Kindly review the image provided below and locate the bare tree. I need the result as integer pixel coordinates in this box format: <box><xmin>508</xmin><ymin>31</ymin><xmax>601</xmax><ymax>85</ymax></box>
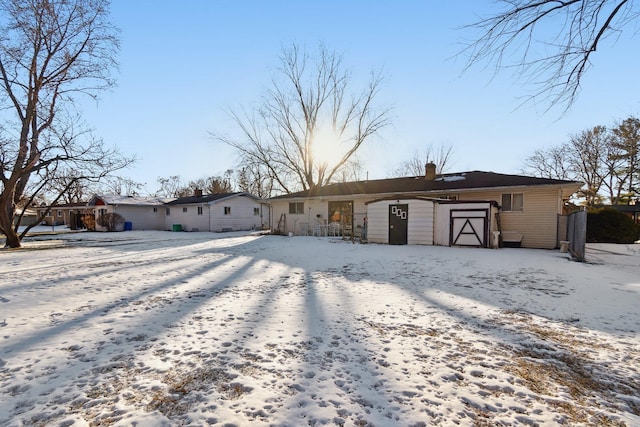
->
<box><xmin>237</xmin><ymin>163</ymin><xmax>275</xmax><ymax>199</ymax></box>
<box><xmin>522</xmin><ymin>117</ymin><xmax>640</xmax><ymax>205</ymax></box>
<box><xmin>568</xmin><ymin>126</ymin><xmax>610</xmax><ymax>206</ymax></box>
<box><xmin>44</xmin><ymin>169</ymin><xmax>90</xmax><ymax>204</ymax></box>
<box><xmin>214</xmin><ymin>44</ymin><xmax>391</xmax><ymax>194</ymax></box>
<box><xmin>462</xmin><ymin>1</ymin><xmax>637</xmax><ymax>109</ymax></box>
<box><xmin>155</xmin><ymin>175</ymin><xmax>186</xmax><ymax>198</ymax></box>
<box><xmin>0</xmin><ymin>0</ymin><xmax>126</xmax><ymax>248</ymax></box>
<box><xmin>390</xmin><ymin>144</ymin><xmax>454</xmax><ymax>177</ymax></box>
<box><xmin>99</xmin><ymin>176</ymin><xmax>145</xmax><ymax>196</ymax></box>
<box><xmin>187</xmin><ymin>173</ymin><xmax>234</xmax><ymax>195</ymax></box>
<box><xmin>521</xmin><ymin>145</ymin><xmax>574</xmax><ymax>180</ymax></box>
<box><xmin>610</xmin><ymin>116</ymin><xmax>640</xmax><ymax>201</ymax></box>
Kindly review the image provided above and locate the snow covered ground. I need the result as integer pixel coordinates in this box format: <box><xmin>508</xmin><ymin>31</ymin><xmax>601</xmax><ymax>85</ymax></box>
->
<box><xmin>1</xmin><ymin>230</ymin><xmax>639</xmax><ymax>426</ymax></box>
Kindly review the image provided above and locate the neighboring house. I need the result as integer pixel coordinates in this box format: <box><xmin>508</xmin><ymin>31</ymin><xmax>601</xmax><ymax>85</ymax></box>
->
<box><xmin>37</xmin><ymin>202</ymin><xmax>94</xmax><ymax>229</ymax></box>
<box><xmin>87</xmin><ymin>195</ymin><xmax>172</xmax><ymax>231</ymax></box>
<box><xmin>269</xmin><ymin>164</ymin><xmax>582</xmax><ymax>249</ymax></box>
<box><xmin>165</xmin><ymin>191</ymin><xmax>269</xmax><ymax>232</ymax></box>
<box><xmin>610</xmin><ymin>204</ymin><xmax>640</xmax><ymax>224</ymax></box>
<box><xmin>14</xmin><ymin>207</ymin><xmax>38</xmax><ymax>227</ymax></box>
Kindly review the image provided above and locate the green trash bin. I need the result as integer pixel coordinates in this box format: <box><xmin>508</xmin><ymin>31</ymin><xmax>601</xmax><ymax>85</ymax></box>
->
<box><xmin>172</xmin><ymin>224</ymin><xmax>182</xmax><ymax>232</ymax></box>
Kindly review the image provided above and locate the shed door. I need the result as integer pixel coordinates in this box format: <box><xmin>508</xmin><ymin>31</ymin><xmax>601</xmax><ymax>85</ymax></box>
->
<box><xmin>389</xmin><ymin>204</ymin><xmax>408</xmax><ymax>245</ymax></box>
<box><xmin>450</xmin><ymin>209</ymin><xmax>488</xmax><ymax>247</ymax></box>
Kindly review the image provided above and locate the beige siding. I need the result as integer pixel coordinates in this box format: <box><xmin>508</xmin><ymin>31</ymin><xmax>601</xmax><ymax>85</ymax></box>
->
<box><xmin>456</xmin><ymin>187</ymin><xmax>561</xmax><ymax>249</ymax></box>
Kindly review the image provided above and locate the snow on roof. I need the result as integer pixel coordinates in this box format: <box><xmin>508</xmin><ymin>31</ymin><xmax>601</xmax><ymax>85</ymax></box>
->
<box><xmin>435</xmin><ymin>174</ymin><xmax>466</xmax><ymax>182</ymax></box>
<box><xmin>90</xmin><ymin>195</ymin><xmax>175</xmax><ymax>206</ymax></box>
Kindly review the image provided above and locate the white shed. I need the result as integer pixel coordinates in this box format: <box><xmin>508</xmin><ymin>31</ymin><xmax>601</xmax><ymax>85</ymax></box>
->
<box><xmin>434</xmin><ymin>201</ymin><xmax>499</xmax><ymax>248</ymax></box>
<box><xmin>365</xmin><ymin>197</ymin><xmax>435</xmax><ymax>245</ymax></box>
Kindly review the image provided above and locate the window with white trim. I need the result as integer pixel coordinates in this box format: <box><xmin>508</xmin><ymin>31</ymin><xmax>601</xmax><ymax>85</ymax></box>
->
<box><xmin>501</xmin><ymin>193</ymin><xmax>523</xmax><ymax>211</ymax></box>
<box><xmin>197</xmin><ymin>206</ymin><xmax>203</xmax><ymax>215</ymax></box>
<box><xmin>253</xmin><ymin>207</ymin><xmax>260</xmax><ymax>216</ymax></box>
<box><xmin>289</xmin><ymin>202</ymin><xmax>304</xmax><ymax>215</ymax></box>
<box><xmin>183</xmin><ymin>207</ymin><xmax>188</xmax><ymax>213</ymax></box>
<box><xmin>224</xmin><ymin>206</ymin><xmax>231</xmax><ymax>215</ymax></box>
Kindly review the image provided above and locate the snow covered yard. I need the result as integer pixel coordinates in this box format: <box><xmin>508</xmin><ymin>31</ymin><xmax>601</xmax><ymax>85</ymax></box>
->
<box><xmin>1</xmin><ymin>231</ymin><xmax>639</xmax><ymax>426</ymax></box>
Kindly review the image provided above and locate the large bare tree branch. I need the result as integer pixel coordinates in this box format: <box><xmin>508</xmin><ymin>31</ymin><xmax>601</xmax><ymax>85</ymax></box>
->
<box><xmin>462</xmin><ymin>0</ymin><xmax>637</xmax><ymax>110</ymax></box>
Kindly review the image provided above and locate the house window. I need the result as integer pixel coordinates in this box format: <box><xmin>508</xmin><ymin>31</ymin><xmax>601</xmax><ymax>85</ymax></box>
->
<box><xmin>57</xmin><ymin>210</ymin><xmax>62</xmax><ymax>217</ymax></box>
<box><xmin>153</xmin><ymin>207</ymin><xmax>158</xmax><ymax>213</ymax></box>
<box><xmin>183</xmin><ymin>207</ymin><xmax>188</xmax><ymax>213</ymax></box>
<box><xmin>197</xmin><ymin>206</ymin><xmax>203</xmax><ymax>215</ymax></box>
<box><xmin>224</xmin><ymin>206</ymin><xmax>231</xmax><ymax>215</ymax></box>
<box><xmin>501</xmin><ymin>193</ymin><xmax>524</xmax><ymax>211</ymax></box>
<box><xmin>289</xmin><ymin>202</ymin><xmax>304</xmax><ymax>215</ymax></box>
<box><xmin>253</xmin><ymin>207</ymin><xmax>260</xmax><ymax>216</ymax></box>
<box><xmin>166</xmin><ymin>208</ymin><xmax>170</xmax><ymax>216</ymax></box>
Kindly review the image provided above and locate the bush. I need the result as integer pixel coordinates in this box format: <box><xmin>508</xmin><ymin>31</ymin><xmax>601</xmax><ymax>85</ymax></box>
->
<box><xmin>587</xmin><ymin>207</ymin><xmax>640</xmax><ymax>243</ymax></box>
<box><xmin>96</xmin><ymin>212</ymin><xmax>125</xmax><ymax>232</ymax></box>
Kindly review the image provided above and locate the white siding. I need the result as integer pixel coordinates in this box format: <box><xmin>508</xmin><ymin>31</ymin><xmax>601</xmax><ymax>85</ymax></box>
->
<box><xmin>366</xmin><ymin>202</ymin><xmax>388</xmax><ymax>243</ymax></box>
<box><xmin>208</xmin><ymin>196</ymin><xmax>263</xmax><ymax>232</ymax></box>
<box><xmin>270</xmin><ymin>199</ymin><xmax>329</xmax><ymax>235</ymax></box>
<box><xmin>166</xmin><ymin>205</ymin><xmax>211</xmax><ymax>231</ymax></box>
<box><xmin>114</xmin><ymin>206</ymin><xmax>165</xmax><ymax>230</ymax></box>
<box><xmin>367</xmin><ymin>199</ymin><xmax>434</xmax><ymax>245</ymax></box>
<box><xmin>434</xmin><ymin>202</ymin><xmax>495</xmax><ymax>247</ymax></box>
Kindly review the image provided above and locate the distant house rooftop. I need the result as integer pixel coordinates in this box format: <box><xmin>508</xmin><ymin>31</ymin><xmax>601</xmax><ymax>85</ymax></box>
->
<box><xmin>166</xmin><ymin>192</ymin><xmax>259</xmax><ymax>206</ymax></box>
<box><xmin>87</xmin><ymin>195</ymin><xmax>174</xmax><ymax>206</ymax></box>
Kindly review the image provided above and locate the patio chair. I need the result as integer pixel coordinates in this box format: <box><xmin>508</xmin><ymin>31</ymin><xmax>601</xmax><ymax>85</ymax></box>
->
<box><xmin>328</xmin><ymin>222</ymin><xmax>341</xmax><ymax>236</ymax></box>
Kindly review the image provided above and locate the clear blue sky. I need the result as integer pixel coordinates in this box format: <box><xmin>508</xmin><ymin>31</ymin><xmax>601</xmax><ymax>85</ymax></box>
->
<box><xmin>81</xmin><ymin>1</ymin><xmax>639</xmax><ymax>193</ymax></box>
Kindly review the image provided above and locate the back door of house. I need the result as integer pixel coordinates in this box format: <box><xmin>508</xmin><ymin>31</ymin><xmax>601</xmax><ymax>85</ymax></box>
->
<box><xmin>389</xmin><ymin>204</ymin><xmax>408</xmax><ymax>245</ymax></box>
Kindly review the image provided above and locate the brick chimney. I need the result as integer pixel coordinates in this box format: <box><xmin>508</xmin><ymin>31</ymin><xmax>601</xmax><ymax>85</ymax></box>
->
<box><xmin>194</xmin><ymin>188</ymin><xmax>203</xmax><ymax>197</ymax></box>
<box><xmin>425</xmin><ymin>162</ymin><xmax>436</xmax><ymax>181</ymax></box>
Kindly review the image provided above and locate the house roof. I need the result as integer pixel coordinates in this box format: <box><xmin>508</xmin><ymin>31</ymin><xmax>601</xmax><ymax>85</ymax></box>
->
<box><xmin>47</xmin><ymin>202</ymin><xmax>91</xmax><ymax>208</ymax></box>
<box><xmin>87</xmin><ymin>195</ymin><xmax>174</xmax><ymax>206</ymax></box>
<box><xmin>270</xmin><ymin>170</ymin><xmax>583</xmax><ymax>200</ymax></box>
<box><xmin>165</xmin><ymin>192</ymin><xmax>260</xmax><ymax>206</ymax></box>
<box><xmin>610</xmin><ymin>204</ymin><xmax>640</xmax><ymax>213</ymax></box>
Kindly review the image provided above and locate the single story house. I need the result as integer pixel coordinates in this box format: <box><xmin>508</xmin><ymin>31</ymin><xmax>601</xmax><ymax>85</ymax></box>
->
<box><xmin>14</xmin><ymin>207</ymin><xmax>38</xmax><ymax>227</ymax></box>
<box><xmin>87</xmin><ymin>195</ymin><xmax>172</xmax><ymax>231</ymax></box>
<box><xmin>269</xmin><ymin>164</ymin><xmax>582</xmax><ymax>249</ymax></box>
<box><xmin>86</xmin><ymin>191</ymin><xmax>269</xmax><ymax>232</ymax></box>
<box><xmin>165</xmin><ymin>191</ymin><xmax>270</xmax><ymax>232</ymax></box>
<box><xmin>37</xmin><ymin>202</ymin><xmax>94</xmax><ymax>229</ymax></box>
<box><xmin>610</xmin><ymin>204</ymin><xmax>640</xmax><ymax>224</ymax></box>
